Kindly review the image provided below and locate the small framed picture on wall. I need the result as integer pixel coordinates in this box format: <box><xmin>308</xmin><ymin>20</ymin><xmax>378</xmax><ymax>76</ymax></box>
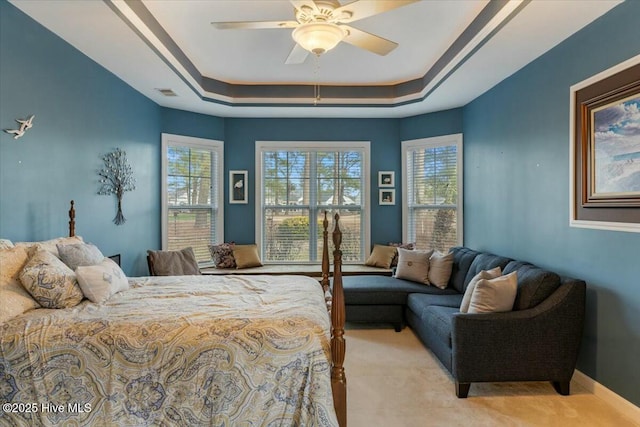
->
<box><xmin>229</xmin><ymin>170</ymin><xmax>248</xmax><ymax>204</ymax></box>
<box><xmin>378</xmin><ymin>171</ymin><xmax>395</xmax><ymax>187</ymax></box>
<box><xmin>379</xmin><ymin>189</ymin><xmax>395</xmax><ymax>205</ymax></box>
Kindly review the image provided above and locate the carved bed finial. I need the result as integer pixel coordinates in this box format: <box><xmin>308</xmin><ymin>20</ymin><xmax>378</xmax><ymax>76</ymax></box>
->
<box><xmin>69</xmin><ymin>200</ymin><xmax>76</xmax><ymax>237</ymax></box>
<box><xmin>331</xmin><ymin>212</ymin><xmax>346</xmax><ymax>426</ymax></box>
<box><xmin>321</xmin><ymin>211</ymin><xmax>330</xmax><ymax>294</ymax></box>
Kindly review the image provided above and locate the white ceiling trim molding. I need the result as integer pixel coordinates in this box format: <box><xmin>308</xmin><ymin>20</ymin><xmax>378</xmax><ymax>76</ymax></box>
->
<box><xmin>106</xmin><ymin>0</ymin><xmax>521</xmax><ymax>108</ymax></box>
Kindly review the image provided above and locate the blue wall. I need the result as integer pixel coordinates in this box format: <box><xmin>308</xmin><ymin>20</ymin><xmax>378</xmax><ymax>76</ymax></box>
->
<box><xmin>0</xmin><ymin>0</ymin><xmax>161</xmax><ymax>276</ymax></box>
<box><xmin>463</xmin><ymin>0</ymin><xmax>640</xmax><ymax>406</ymax></box>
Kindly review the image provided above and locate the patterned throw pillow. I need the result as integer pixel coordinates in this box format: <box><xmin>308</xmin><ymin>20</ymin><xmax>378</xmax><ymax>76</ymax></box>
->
<box><xmin>57</xmin><ymin>243</ymin><xmax>105</xmax><ymax>270</ymax></box>
<box><xmin>19</xmin><ymin>249</ymin><xmax>84</xmax><ymax>309</ymax></box>
<box><xmin>0</xmin><ymin>239</ymin><xmax>14</xmax><ymax>250</ymax></box>
<box><xmin>15</xmin><ymin>235</ymin><xmax>84</xmax><ymax>257</ymax></box>
<box><xmin>76</xmin><ymin>258</ymin><xmax>129</xmax><ymax>303</ymax></box>
<box><xmin>208</xmin><ymin>243</ymin><xmax>236</xmax><ymax>269</ymax></box>
<box><xmin>388</xmin><ymin>242</ymin><xmax>416</xmax><ymax>267</ymax></box>
<box><xmin>1</xmin><ymin>246</ymin><xmax>41</xmax><ymax>323</ymax></box>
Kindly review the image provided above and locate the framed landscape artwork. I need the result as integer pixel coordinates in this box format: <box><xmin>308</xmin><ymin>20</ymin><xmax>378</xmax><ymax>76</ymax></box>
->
<box><xmin>229</xmin><ymin>170</ymin><xmax>248</xmax><ymax>204</ymax></box>
<box><xmin>570</xmin><ymin>55</ymin><xmax>640</xmax><ymax>232</ymax></box>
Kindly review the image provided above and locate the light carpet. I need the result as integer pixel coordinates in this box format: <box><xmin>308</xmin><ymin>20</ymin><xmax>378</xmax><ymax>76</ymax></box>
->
<box><xmin>344</xmin><ymin>326</ymin><xmax>638</xmax><ymax>427</ymax></box>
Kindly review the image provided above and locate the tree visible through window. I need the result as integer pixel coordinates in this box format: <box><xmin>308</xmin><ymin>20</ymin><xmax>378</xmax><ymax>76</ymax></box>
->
<box><xmin>403</xmin><ymin>135</ymin><xmax>463</xmax><ymax>252</ymax></box>
<box><xmin>161</xmin><ymin>134</ymin><xmax>223</xmax><ymax>263</ymax></box>
<box><xmin>257</xmin><ymin>142</ymin><xmax>369</xmax><ymax>263</ymax></box>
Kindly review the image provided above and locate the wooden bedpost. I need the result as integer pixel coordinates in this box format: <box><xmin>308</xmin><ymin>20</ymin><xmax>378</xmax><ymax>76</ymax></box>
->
<box><xmin>68</xmin><ymin>200</ymin><xmax>76</xmax><ymax>237</ymax></box>
<box><xmin>321</xmin><ymin>211</ymin><xmax>330</xmax><ymax>295</ymax></box>
<box><xmin>331</xmin><ymin>213</ymin><xmax>347</xmax><ymax>427</ymax></box>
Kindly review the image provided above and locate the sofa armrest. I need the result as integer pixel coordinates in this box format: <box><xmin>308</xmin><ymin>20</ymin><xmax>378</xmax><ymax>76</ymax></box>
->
<box><xmin>451</xmin><ymin>279</ymin><xmax>585</xmax><ymax>383</ymax></box>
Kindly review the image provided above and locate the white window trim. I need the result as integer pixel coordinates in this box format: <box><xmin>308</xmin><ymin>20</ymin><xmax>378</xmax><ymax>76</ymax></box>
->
<box><xmin>161</xmin><ymin>133</ymin><xmax>224</xmax><ymax>250</ymax></box>
<box><xmin>255</xmin><ymin>140</ymin><xmax>371</xmax><ymax>263</ymax></box>
<box><xmin>401</xmin><ymin>133</ymin><xmax>464</xmax><ymax>245</ymax></box>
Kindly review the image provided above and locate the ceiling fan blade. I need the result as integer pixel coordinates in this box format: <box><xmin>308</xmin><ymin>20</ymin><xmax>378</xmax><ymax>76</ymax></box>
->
<box><xmin>334</xmin><ymin>0</ymin><xmax>418</xmax><ymax>24</ymax></box>
<box><xmin>289</xmin><ymin>0</ymin><xmax>319</xmax><ymax>15</ymax></box>
<box><xmin>212</xmin><ymin>20</ymin><xmax>298</xmax><ymax>30</ymax></box>
<box><xmin>285</xmin><ymin>43</ymin><xmax>310</xmax><ymax>64</ymax></box>
<box><xmin>341</xmin><ymin>25</ymin><xmax>398</xmax><ymax>56</ymax></box>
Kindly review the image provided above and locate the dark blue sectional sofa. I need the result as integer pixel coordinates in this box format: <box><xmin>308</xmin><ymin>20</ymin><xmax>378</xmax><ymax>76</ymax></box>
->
<box><xmin>341</xmin><ymin>246</ymin><xmax>586</xmax><ymax>398</ymax></box>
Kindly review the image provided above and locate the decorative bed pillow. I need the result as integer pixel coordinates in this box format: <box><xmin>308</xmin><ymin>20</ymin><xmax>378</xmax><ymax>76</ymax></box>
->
<box><xmin>15</xmin><ymin>235</ymin><xmax>84</xmax><ymax>257</ymax></box>
<box><xmin>57</xmin><ymin>242</ymin><xmax>105</xmax><ymax>270</ymax></box>
<box><xmin>428</xmin><ymin>251</ymin><xmax>454</xmax><ymax>289</ymax></box>
<box><xmin>76</xmin><ymin>258</ymin><xmax>129</xmax><ymax>303</ymax></box>
<box><xmin>208</xmin><ymin>242</ymin><xmax>236</xmax><ymax>268</ymax></box>
<box><xmin>388</xmin><ymin>242</ymin><xmax>415</xmax><ymax>267</ymax></box>
<box><xmin>233</xmin><ymin>244</ymin><xmax>263</xmax><ymax>269</ymax></box>
<box><xmin>19</xmin><ymin>249</ymin><xmax>84</xmax><ymax>309</ymax></box>
<box><xmin>460</xmin><ymin>267</ymin><xmax>502</xmax><ymax>313</ymax></box>
<box><xmin>147</xmin><ymin>247</ymin><xmax>201</xmax><ymax>276</ymax></box>
<box><xmin>365</xmin><ymin>244</ymin><xmax>397</xmax><ymax>269</ymax></box>
<box><xmin>395</xmin><ymin>248</ymin><xmax>434</xmax><ymax>285</ymax></box>
<box><xmin>468</xmin><ymin>271</ymin><xmax>518</xmax><ymax>314</ymax></box>
<box><xmin>0</xmin><ymin>246</ymin><xmax>41</xmax><ymax>323</ymax></box>
<box><xmin>0</xmin><ymin>239</ymin><xmax>14</xmax><ymax>249</ymax></box>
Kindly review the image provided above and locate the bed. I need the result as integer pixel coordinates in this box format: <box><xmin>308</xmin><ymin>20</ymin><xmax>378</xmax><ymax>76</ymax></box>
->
<box><xmin>0</xmin><ymin>201</ymin><xmax>347</xmax><ymax>426</ymax></box>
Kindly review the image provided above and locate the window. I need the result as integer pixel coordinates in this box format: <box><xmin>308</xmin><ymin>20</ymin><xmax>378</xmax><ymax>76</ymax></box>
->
<box><xmin>161</xmin><ymin>134</ymin><xmax>224</xmax><ymax>264</ymax></box>
<box><xmin>256</xmin><ymin>141</ymin><xmax>370</xmax><ymax>264</ymax></box>
<box><xmin>402</xmin><ymin>134</ymin><xmax>463</xmax><ymax>252</ymax></box>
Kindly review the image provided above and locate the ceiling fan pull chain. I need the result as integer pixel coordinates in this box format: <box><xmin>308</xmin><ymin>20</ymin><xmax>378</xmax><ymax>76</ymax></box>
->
<box><xmin>314</xmin><ymin>53</ymin><xmax>321</xmax><ymax>106</ymax></box>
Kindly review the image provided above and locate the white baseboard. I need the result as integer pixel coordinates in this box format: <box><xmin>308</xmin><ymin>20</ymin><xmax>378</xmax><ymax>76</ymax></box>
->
<box><xmin>572</xmin><ymin>369</ymin><xmax>640</xmax><ymax>424</ymax></box>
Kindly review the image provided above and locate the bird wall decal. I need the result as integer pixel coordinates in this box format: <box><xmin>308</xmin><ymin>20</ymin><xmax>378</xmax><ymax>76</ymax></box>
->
<box><xmin>4</xmin><ymin>115</ymin><xmax>35</xmax><ymax>139</ymax></box>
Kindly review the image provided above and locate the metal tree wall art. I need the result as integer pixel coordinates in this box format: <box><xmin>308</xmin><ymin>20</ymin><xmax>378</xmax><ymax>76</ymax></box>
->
<box><xmin>98</xmin><ymin>148</ymin><xmax>136</xmax><ymax>225</ymax></box>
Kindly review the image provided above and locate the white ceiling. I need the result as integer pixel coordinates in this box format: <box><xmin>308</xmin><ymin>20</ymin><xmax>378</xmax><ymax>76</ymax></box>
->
<box><xmin>10</xmin><ymin>0</ymin><xmax>622</xmax><ymax>118</ymax></box>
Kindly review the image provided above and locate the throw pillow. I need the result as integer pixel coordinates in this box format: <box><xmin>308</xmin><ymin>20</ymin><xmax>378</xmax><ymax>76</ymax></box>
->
<box><xmin>388</xmin><ymin>242</ymin><xmax>416</xmax><ymax>267</ymax></box>
<box><xmin>468</xmin><ymin>271</ymin><xmax>518</xmax><ymax>314</ymax></box>
<box><xmin>76</xmin><ymin>258</ymin><xmax>129</xmax><ymax>303</ymax></box>
<box><xmin>0</xmin><ymin>239</ymin><xmax>14</xmax><ymax>250</ymax></box>
<box><xmin>19</xmin><ymin>249</ymin><xmax>84</xmax><ymax>309</ymax></box>
<box><xmin>208</xmin><ymin>242</ymin><xmax>236</xmax><ymax>268</ymax></box>
<box><xmin>459</xmin><ymin>267</ymin><xmax>502</xmax><ymax>313</ymax></box>
<box><xmin>15</xmin><ymin>235</ymin><xmax>84</xmax><ymax>257</ymax></box>
<box><xmin>428</xmin><ymin>251</ymin><xmax>454</xmax><ymax>289</ymax></box>
<box><xmin>147</xmin><ymin>247</ymin><xmax>201</xmax><ymax>276</ymax></box>
<box><xmin>0</xmin><ymin>246</ymin><xmax>41</xmax><ymax>323</ymax></box>
<box><xmin>233</xmin><ymin>244</ymin><xmax>263</xmax><ymax>269</ymax></box>
<box><xmin>57</xmin><ymin>242</ymin><xmax>105</xmax><ymax>270</ymax></box>
<box><xmin>394</xmin><ymin>248</ymin><xmax>434</xmax><ymax>285</ymax></box>
<box><xmin>365</xmin><ymin>244</ymin><xmax>397</xmax><ymax>269</ymax></box>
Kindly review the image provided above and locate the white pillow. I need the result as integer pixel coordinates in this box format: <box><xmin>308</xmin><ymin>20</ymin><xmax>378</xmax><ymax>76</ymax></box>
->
<box><xmin>76</xmin><ymin>258</ymin><xmax>129</xmax><ymax>303</ymax></box>
<box><xmin>460</xmin><ymin>267</ymin><xmax>502</xmax><ymax>313</ymax></box>
<box><xmin>395</xmin><ymin>248</ymin><xmax>434</xmax><ymax>284</ymax></box>
<box><xmin>0</xmin><ymin>246</ymin><xmax>41</xmax><ymax>323</ymax></box>
<box><xmin>57</xmin><ymin>242</ymin><xmax>104</xmax><ymax>270</ymax></box>
<box><xmin>15</xmin><ymin>235</ymin><xmax>83</xmax><ymax>257</ymax></box>
<box><xmin>468</xmin><ymin>271</ymin><xmax>518</xmax><ymax>314</ymax></box>
<box><xmin>428</xmin><ymin>251</ymin><xmax>454</xmax><ymax>289</ymax></box>
<box><xmin>0</xmin><ymin>239</ymin><xmax>14</xmax><ymax>249</ymax></box>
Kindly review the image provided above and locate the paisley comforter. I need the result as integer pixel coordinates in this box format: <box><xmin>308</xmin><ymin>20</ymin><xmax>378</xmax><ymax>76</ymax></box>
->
<box><xmin>0</xmin><ymin>275</ymin><xmax>338</xmax><ymax>426</ymax></box>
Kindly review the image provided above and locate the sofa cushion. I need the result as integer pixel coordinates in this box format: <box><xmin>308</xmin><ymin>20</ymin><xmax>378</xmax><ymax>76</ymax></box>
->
<box><xmin>460</xmin><ymin>267</ymin><xmax>502</xmax><ymax>313</ymax></box>
<box><xmin>449</xmin><ymin>247</ymin><xmax>480</xmax><ymax>293</ymax></box>
<box><xmin>468</xmin><ymin>271</ymin><xmax>518</xmax><ymax>314</ymax></box>
<box><xmin>365</xmin><ymin>244</ymin><xmax>398</xmax><ymax>268</ymax></box>
<box><xmin>428</xmin><ymin>251</ymin><xmax>454</xmax><ymax>289</ymax></box>
<box><xmin>421</xmin><ymin>305</ymin><xmax>458</xmax><ymax>348</ymax></box>
<box><xmin>395</xmin><ymin>248</ymin><xmax>433</xmax><ymax>284</ymax></box>
<box><xmin>407</xmin><ymin>293</ymin><xmax>464</xmax><ymax>317</ymax></box>
<box><xmin>463</xmin><ymin>253</ymin><xmax>512</xmax><ymax>290</ymax></box>
<box><xmin>342</xmin><ymin>275</ymin><xmax>458</xmax><ymax>305</ymax></box>
<box><xmin>503</xmin><ymin>261</ymin><xmax>562</xmax><ymax>310</ymax></box>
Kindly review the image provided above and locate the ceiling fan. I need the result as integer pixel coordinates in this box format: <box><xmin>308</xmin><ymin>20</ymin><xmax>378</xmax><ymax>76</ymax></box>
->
<box><xmin>211</xmin><ymin>0</ymin><xmax>418</xmax><ymax>64</ymax></box>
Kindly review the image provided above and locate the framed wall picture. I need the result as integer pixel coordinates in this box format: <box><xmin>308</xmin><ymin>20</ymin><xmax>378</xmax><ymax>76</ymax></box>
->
<box><xmin>378</xmin><ymin>171</ymin><xmax>395</xmax><ymax>187</ymax></box>
<box><xmin>570</xmin><ymin>54</ymin><xmax>640</xmax><ymax>232</ymax></box>
<box><xmin>379</xmin><ymin>189</ymin><xmax>395</xmax><ymax>205</ymax></box>
<box><xmin>229</xmin><ymin>170</ymin><xmax>248</xmax><ymax>204</ymax></box>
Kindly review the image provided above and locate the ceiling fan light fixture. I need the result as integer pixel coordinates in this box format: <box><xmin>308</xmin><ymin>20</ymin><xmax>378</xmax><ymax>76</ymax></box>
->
<box><xmin>292</xmin><ymin>23</ymin><xmax>345</xmax><ymax>55</ymax></box>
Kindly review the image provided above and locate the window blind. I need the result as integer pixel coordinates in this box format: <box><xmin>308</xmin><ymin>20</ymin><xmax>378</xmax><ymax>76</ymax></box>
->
<box><xmin>260</xmin><ymin>147</ymin><xmax>366</xmax><ymax>263</ymax></box>
<box><xmin>162</xmin><ymin>135</ymin><xmax>223</xmax><ymax>264</ymax></box>
<box><xmin>405</xmin><ymin>139</ymin><xmax>461</xmax><ymax>252</ymax></box>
